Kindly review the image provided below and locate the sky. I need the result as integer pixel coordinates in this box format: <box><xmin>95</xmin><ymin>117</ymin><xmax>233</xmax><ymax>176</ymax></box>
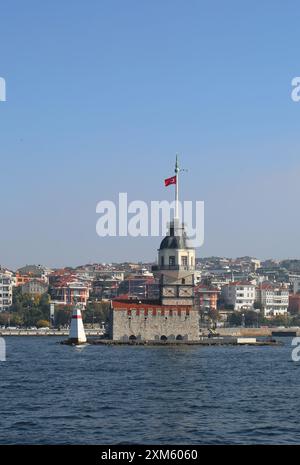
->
<box><xmin>1</xmin><ymin>0</ymin><xmax>300</xmax><ymax>269</ymax></box>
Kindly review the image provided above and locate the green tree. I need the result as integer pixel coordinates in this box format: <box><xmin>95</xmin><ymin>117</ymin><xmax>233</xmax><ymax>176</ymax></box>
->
<box><xmin>55</xmin><ymin>306</ymin><xmax>72</xmax><ymax>327</ymax></box>
<box><xmin>22</xmin><ymin>307</ymin><xmax>44</xmax><ymax>327</ymax></box>
<box><xmin>9</xmin><ymin>288</ymin><xmax>51</xmax><ymax>327</ymax></box>
<box><xmin>228</xmin><ymin>312</ymin><xmax>242</xmax><ymax>326</ymax></box>
<box><xmin>269</xmin><ymin>314</ymin><xmax>291</xmax><ymax>327</ymax></box>
<box><xmin>10</xmin><ymin>313</ymin><xmax>24</xmax><ymax>326</ymax></box>
<box><xmin>84</xmin><ymin>302</ymin><xmax>110</xmax><ymax>324</ymax></box>
<box><xmin>244</xmin><ymin>310</ymin><xmax>260</xmax><ymax>327</ymax></box>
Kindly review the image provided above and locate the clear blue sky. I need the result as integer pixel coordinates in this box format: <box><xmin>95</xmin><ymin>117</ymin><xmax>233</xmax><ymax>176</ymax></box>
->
<box><xmin>1</xmin><ymin>0</ymin><xmax>300</xmax><ymax>269</ymax></box>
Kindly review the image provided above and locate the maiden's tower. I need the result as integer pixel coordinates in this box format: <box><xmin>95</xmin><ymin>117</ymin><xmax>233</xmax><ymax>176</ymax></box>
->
<box><xmin>109</xmin><ymin>157</ymin><xmax>199</xmax><ymax>342</ymax></box>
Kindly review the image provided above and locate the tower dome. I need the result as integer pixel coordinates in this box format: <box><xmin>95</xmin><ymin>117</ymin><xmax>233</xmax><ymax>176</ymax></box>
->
<box><xmin>159</xmin><ymin>235</ymin><xmax>187</xmax><ymax>250</ymax></box>
<box><xmin>159</xmin><ymin>219</ymin><xmax>193</xmax><ymax>251</ymax></box>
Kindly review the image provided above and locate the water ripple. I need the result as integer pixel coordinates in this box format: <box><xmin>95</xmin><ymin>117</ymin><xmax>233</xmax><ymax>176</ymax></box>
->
<box><xmin>0</xmin><ymin>337</ymin><xmax>299</xmax><ymax>444</ymax></box>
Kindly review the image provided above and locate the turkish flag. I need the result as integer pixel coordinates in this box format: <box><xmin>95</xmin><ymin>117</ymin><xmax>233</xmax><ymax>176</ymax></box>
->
<box><xmin>164</xmin><ymin>175</ymin><xmax>177</xmax><ymax>186</ymax></box>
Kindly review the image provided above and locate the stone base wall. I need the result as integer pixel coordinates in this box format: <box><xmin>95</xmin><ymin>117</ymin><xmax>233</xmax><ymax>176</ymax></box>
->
<box><xmin>110</xmin><ymin>307</ymin><xmax>199</xmax><ymax>341</ymax></box>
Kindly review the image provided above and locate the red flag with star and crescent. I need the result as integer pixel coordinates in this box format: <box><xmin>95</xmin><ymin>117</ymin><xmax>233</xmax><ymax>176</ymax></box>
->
<box><xmin>164</xmin><ymin>175</ymin><xmax>177</xmax><ymax>187</ymax></box>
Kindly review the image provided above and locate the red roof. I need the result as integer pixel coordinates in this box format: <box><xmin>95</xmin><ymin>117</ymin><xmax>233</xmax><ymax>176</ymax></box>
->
<box><xmin>258</xmin><ymin>283</ymin><xmax>274</xmax><ymax>290</ymax></box>
<box><xmin>257</xmin><ymin>282</ymin><xmax>288</xmax><ymax>291</ymax></box>
<box><xmin>112</xmin><ymin>299</ymin><xmax>193</xmax><ymax>311</ymax></box>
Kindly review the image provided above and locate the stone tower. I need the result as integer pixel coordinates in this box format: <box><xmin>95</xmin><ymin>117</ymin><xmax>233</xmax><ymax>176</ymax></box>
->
<box><xmin>152</xmin><ymin>218</ymin><xmax>195</xmax><ymax>306</ymax></box>
<box><xmin>110</xmin><ymin>156</ymin><xmax>199</xmax><ymax>342</ymax></box>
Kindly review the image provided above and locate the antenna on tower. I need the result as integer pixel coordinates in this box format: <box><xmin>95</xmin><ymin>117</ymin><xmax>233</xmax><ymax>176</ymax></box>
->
<box><xmin>175</xmin><ymin>155</ymin><xmax>179</xmax><ymax>219</ymax></box>
<box><xmin>174</xmin><ymin>154</ymin><xmax>187</xmax><ymax>221</ymax></box>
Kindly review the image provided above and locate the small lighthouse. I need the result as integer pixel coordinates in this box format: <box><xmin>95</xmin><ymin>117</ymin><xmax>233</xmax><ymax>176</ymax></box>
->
<box><xmin>68</xmin><ymin>302</ymin><xmax>87</xmax><ymax>345</ymax></box>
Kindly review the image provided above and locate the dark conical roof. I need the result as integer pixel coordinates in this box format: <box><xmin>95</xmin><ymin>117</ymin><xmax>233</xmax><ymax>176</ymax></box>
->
<box><xmin>159</xmin><ymin>219</ymin><xmax>193</xmax><ymax>250</ymax></box>
<box><xmin>159</xmin><ymin>235</ymin><xmax>188</xmax><ymax>250</ymax></box>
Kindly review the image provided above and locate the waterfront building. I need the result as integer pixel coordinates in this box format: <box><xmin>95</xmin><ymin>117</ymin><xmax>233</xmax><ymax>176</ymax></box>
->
<box><xmin>0</xmin><ymin>270</ymin><xmax>13</xmax><ymax>312</ymax></box>
<box><xmin>255</xmin><ymin>282</ymin><xmax>289</xmax><ymax>318</ymax></box>
<box><xmin>221</xmin><ymin>281</ymin><xmax>256</xmax><ymax>311</ymax></box>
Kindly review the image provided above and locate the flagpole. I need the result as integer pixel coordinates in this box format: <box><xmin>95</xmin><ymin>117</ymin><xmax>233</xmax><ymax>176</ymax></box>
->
<box><xmin>175</xmin><ymin>154</ymin><xmax>179</xmax><ymax>219</ymax></box>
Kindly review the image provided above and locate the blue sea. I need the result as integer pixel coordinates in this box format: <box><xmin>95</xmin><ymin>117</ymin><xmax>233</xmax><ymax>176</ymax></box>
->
<box><xmin>0</xmin><ymin>337</ymin><xmax>299</xmax><ymax>444</ymax></box>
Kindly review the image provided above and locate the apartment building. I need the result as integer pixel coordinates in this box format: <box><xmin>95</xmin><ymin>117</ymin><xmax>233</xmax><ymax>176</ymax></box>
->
<box><xmin>256</xmin><ymin>282</ymin><xmax>289</xmax><ymax>317</ymax></box>
<box><xmin>195</xmin><ymin>284</ymin><xmax>220</xmax><ymax>311</ymax></box>
<box><xmin>0</xmin><ymin>270</ymin><xmax>13</xmax><ymax>312</ymax></box>
<box><xmin>50</xmin><ymin>277</ymin><xmax>90</xmax><ymax>309</ymax></box>
<box><xmin>221</xmin><ymin>281</ymin><xmax>256</xmax><ymax>311</ymax></box>
<box><xmin>21</xmin><ymin>279</ymin><xmax>49</xmax><ymax>296</ymax></box>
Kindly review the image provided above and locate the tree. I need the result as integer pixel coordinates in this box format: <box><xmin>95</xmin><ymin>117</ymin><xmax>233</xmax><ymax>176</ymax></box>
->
<box><xmin>244</xmin><ymin>310</ymin><xmax>260</xmax><ymax>327</ymax></box>
<box><xmin>84</xmin><ymin>302</ymin><xmax>110</xmax><ymax>324</ymax></box>
<box><xmin>8</xmin><ymin>289</ymin><xmax>51</xmax><ymax>327</ymax></box>
<box><xmin>55</xmin><ymin>306</ymin><xmax>72</xmax><ymax>327</ymax></box>
<box><xmin>38</xmin><ymin>293</ymin><xmax>51</xmax><ymax>321</ymax></box>
<box><xmin>22</xmin><ymin>307</ymin><xmax>44</xmax><ymax>327</ymax></box>
<box><xmin>207</xmin><ymin>308</ymin><xmax>219</xmax><ymax>322</ymax></box>
<box><xmin>228</xmin><ymin>312</ymin><xmax>242</xmax><ymax>326</ymax></box>
<box><xmin>291</xmin><ymin>314</ymin><xmax>300</xmax><ymax>326</ymax></box>
<box><xmin>9</xmin><ymin>313</ymin><xmax>23</xmax><ymax>326</ymax></box>
<box><xmin>269</xmin><ymin>314</ymin><xmax>290</xmax><ymax>327</ymax></box>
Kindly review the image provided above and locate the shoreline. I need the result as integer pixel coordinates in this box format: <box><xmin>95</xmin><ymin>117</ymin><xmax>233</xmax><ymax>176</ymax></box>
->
<box><xmin>85</xmin><ymin>337</ymin><xmax>283</xmax><ymax>347</ymax></box>
<box><xmin>0</xmin><ymin>329</ymin><xmax>104</xmax><ymax>337</ymax></box>
<box><xmin>59</xmin><ymin>335</ymin><xmax>284</xmax><ymax>347</ymax></box>
<box><xmin>0</xmin><ymin>327</ymin><xmax>298</xmax><ymax>337</ymax></box>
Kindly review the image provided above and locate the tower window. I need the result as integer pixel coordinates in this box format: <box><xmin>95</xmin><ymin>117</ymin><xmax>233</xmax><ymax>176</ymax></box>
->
<box><xmin>161</xmin><ymin>256</ymin><xmax>164</xmax><ymax>266</ymax></box>
<box><xmin>181</xmin><ymin>256</ymin><xmax>187</xmax><ymax>266</ymax></box>
<box><xmin>182</xmin><ymin>278</ymin><xmax>185</xmax><ymax>284</ymax></box>
<box><xmin>169</xmin><ymin>256</ymin><xmax>175</xmax><ymax>266</ymax></box>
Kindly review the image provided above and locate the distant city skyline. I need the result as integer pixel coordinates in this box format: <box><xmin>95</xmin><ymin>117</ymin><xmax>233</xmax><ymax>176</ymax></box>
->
<box><xmin>1</xmin><ymin>0</ymin><xmax>300</xmax><ymax>269</ymax></box>
<box><xmin>3</xmin><ymin>256</ymin><xmax>300</xmax><ymax>273</ymax></box>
